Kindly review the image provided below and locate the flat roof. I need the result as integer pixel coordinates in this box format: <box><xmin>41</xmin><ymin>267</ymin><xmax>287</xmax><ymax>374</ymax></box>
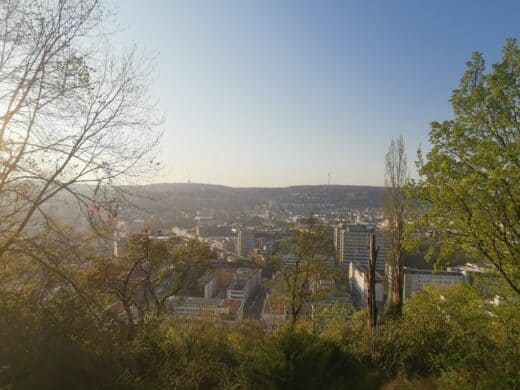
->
<box><xmin>403</xmin><ymin>267</ymin><xmax>463</xmax><ymax>276</ymax></box>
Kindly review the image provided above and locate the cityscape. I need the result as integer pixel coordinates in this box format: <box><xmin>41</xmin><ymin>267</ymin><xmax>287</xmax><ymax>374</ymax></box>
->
<box><xmin>108</xmin><ymin>185</ymin><xmax>494</xmax><ymax>327</ymax></box>
<box><xmin>0</xmin><ymin>1</ymin><xmax>518</xmax><ymax>389</ymax></box>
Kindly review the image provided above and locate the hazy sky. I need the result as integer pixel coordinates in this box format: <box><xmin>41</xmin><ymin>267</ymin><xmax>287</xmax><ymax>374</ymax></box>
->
<box><xmin>111</xmin><ymin>0</ymin><xmax>519</xmax><ymax>187</ymax></box>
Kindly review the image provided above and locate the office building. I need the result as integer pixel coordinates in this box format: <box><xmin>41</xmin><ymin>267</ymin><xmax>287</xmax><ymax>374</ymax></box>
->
<box><xmin>236</xmin><ymin>228</ymin><xmax>255</xmax><ymax>257</ymax></box>
<box><xmin>338</xmin><ymin>224</ymin><xmax>388</xmax><ymax>272</ymax></box>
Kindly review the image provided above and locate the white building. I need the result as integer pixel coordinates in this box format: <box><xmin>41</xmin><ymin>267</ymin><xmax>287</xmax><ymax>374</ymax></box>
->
<box><xmin>348</xmin><ymin>262</ymin><xmax>384</xmax><ymax>310</ymax></box>
<box><xmin>226</xmin><ymin>267</ymin><xmax>261</xmax><ymax>301</ymax></box>
<box><xmin>167</xmin><ymin>266</ymin><xmax>261</xmax><ymax>321</ymax></box>
<box><xmin>401</xmin><ymin>267</ymin><xmax>465</xmax><ymax>302</ymax></box>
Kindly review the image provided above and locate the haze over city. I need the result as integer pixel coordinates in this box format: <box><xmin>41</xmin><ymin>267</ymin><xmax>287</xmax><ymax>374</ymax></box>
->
<box><xmin>1</xmin><ymin>1</ymin><xmax>519</xmax><ymax>388</ymax></box>
<box><xmin>112</xmin><ymin>0</ymin><xmax>520</xmax><ymax>186</ymax></box>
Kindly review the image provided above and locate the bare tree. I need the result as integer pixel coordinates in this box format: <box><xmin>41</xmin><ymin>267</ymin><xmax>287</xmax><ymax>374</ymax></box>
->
<box><xmin>384</xmin><ymin>135</ymin><xmax>408</xmax><ymax>314</ymax></box>
<box><xmin>85</xmin><ymin>234</ymin><xmax>211</xmax><ymax>339</ymax></box>
<box><xmin>272</xmin><ymin>218</ymin><xmax>334</xmax><ymax>328</ymax></box>
<box><xmin>0</xmin><ymin>0</ymin><xmax>161</xmax><ymax>265</ymax></box>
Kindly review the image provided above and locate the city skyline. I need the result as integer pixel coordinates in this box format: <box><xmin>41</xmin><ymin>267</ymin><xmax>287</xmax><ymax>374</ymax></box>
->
<box><xmin>112</xmin><ymin>0</ymin><xmax>520</xmax><ymax>186</ymax></box>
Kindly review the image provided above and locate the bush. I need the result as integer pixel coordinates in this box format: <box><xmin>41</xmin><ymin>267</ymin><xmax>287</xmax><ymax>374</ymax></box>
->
<box><xmin>243</xmin><ymin>327</ymin><xmax>369</xmax><ymax>389</ymax></box>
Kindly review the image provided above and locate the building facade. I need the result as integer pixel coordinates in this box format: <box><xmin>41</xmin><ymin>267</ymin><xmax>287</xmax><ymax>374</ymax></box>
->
<box><xmin>401</xmin><ymin>267</ymin><xmax>465</xmax><ymax>302</ymax></box>
<box><xmin>348</xmin><ymin>262</ymin><xmax>385</xmax><ymax>310</ymax></box>
<box><xmin>338</xmin><ymin>224</ymin><xmax>388</xmax><ymax>272</ymax></box>
<box><xmin>236</xmin><ymin>228</ymin><xmax>255</xmax><ymax>257</ymax></box>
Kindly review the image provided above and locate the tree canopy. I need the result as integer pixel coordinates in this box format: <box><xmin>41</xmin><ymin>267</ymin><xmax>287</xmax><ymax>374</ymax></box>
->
<box><xmin>411</xmin><ymin>38</ymin><xmax>520</xmax><ymax>296</ymax></box>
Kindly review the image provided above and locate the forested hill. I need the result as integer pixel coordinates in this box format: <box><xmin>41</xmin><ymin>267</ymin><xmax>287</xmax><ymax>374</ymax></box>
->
<box><xmin>122</xmin><ymin>183</ymin><xmax>385</xmax><ymax>211</ymax></box>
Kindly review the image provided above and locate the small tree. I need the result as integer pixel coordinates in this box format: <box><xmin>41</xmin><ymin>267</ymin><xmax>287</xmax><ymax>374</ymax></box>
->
<box><xmin>272</xmin><ymin>219</ymin><xmax>333</xmax><ymax>328</ymax></box>
<box><xmin>411</xmin><ymin>39</ymin><xmax>520</xmax><ymax>296</ymax></box>
<box><xmin>85</xmin><ymin>235</ymin><xmax>211</xmax><ymax>339</ymax></box>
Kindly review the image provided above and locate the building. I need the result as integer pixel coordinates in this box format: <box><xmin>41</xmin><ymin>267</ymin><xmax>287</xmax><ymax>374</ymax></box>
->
<box><xmin>333</xmin><ymin>224</ymin><xmax>343</xmax><ymax>263</ymax></box>
<box><xmin>400</xmin><ymin>267</ymin><xmax>465</xmax><ymax>302</ymax></box>
<box><xmin>282</xmin><ymin>254</ymin><xmax>335</xmax><ymax>269</ymax></box>
<box><xmin>338</xmin><ymin>224</ymin><xmax>388</xmax><ymax>272</ymax></box>
<box><xmin>348</xmin><ymin>262</ymin><xmax>385</xmax><ymax>311</ymax></box>
<box><xmin>166</xmin><ymin>296</ymin><xmax>230</xmax><ymax>318</ymax></box>
<box><xmin>167</xmin><ymin>266</ymin><xmax>261</xmax><ymax>321</ymax></box>
<box><xmin>213</xmin><ymin>237</ymin><xmax>236</xmax><ymax>253</ymax></box>
<box><xmin>447</xmin><ymin>263</ymin><xmax>499</xmax><ymax>295</ymax></box>
<box><xmin>194</xmin><ymin>215</ymin><xmax>214</xmax><ymax>227</ymax></box>
<box><xmin>196</xmin><ymin>225</ymin><xmax>232</xmax><ymax>239</ymax></box>
<box><xmin>261</xmin><ymin>296</ymin><xmax>286</xmax><ymax>330</ymax></box>
<box><xmin>236</xmin><ymin>228</ymin><xmax>255</xmax><ymax>257</ymax></box>
<box><xmin>226</xmin><ymin>267</ymin><xmax>261</xmax><ymax>301</ymax></box>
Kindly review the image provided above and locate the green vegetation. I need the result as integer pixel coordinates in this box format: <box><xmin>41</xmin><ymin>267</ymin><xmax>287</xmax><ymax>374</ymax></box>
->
<box><xmin>269</xmin><ymin>218</ymin><xmax>334</xmax><ymax>327</ymax></box>
<box><xmin>1</xmin><ymin>283</ymin><xmax>518</xmax><ymax>388</ymax></box>
<box><xmin>410</xmin><ymin>39</ymin><xmax>520</xmax><ymax>296</ymax></box>
<box><xmin>0</xmin><ymin>0</ymin><xmax>518</xmax><ymax>387</ymax></box>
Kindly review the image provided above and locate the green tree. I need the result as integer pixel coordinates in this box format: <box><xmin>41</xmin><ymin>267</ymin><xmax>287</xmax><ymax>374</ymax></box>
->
<box><xmin>127</xmin><ymin>319</ymin><xmax>242</xmax><ymax>389</ymax></box>
<box><xmin>411</xmin><ymin>39</ymin><xmax>520</xmax><ymax>296</ymax></box>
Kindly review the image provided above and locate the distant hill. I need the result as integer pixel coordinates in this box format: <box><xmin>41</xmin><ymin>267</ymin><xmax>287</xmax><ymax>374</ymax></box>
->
<box><xmin>122</xmin><ymin>183</ymin><xmax>385</xmax><ymax>212</ymax></box>
<box><xmin>44</xmin><ymin>182</ymin><xmax>385</xmax><ymax>228</ymax></box>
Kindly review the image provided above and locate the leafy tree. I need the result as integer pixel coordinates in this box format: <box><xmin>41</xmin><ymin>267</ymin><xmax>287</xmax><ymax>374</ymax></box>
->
<box><xmin>411</xmin><ymin>39</ymin><xmax>520</xmax><ymax>296</ymax></box>
<box><xmin>366</xmin><ymin>284</ymin><xmax>519</xmax><ymax>387</ymax></box>
<box><xmin>127</xmin><ymin>319</ymin><xmax>242</xmax><ymax>389</ymax></box>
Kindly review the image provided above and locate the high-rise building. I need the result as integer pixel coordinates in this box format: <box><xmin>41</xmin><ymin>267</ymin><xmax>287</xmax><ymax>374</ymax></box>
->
<box><xmin>332</xmin><ymin>225</ymin><xmax>343</xmax><ymax>263</ymax></box>
<box><xmin>338</xmin><ymin>224</ymin><xmax>388</xmax><ymax>272</ymax></box>
<box><xmin>236</xmin><ymin>228</ymin><xmax>255</xmax><ymax>257</ymax></box>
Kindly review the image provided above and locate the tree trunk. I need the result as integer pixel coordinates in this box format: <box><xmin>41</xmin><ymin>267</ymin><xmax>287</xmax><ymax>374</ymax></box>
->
<box><xmin>367</xmin><ymin>234</ymin><xmax>378</xmax><ymax>328</ymax></box>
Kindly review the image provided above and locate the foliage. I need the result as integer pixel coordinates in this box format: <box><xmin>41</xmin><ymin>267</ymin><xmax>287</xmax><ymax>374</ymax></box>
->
<box><xmin>347</xmin><ymin>284</ymin><xmax>520</xmax><ymax>388</ymax></box>
<box><xmin>0</xmin><ymin>0</ymin><xmax>161</xmax><ymax>266</ymax></box>
<box><xmin>0</xmin><ymin>295</ymin><xmax>125</xmax><ymax>389</ymax></box>
<box><xmin>410</xmin><ymin>38</ymin><xmax>520</xmax><ymax>296</ymax></box>
<box><xmin>243</xmin><ymin>327</ymin><xmax>366</xmax><ymax>389</ymax></box>
<box><xmin>127</xmin><ymin>319</ymin><xmax>241</xmax><ymax>389</ymax></box>
<box><xmin>0</xmin><ymin>280</ymin><xmax>519</xmax><ymax>388</ymax></box>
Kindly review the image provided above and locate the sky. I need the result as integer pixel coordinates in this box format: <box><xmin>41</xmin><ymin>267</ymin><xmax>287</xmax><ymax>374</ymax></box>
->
<box><xmin>111</xmin><ymin>0</ymin><xmax>520</xmax><ymax>187</ymax></box>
